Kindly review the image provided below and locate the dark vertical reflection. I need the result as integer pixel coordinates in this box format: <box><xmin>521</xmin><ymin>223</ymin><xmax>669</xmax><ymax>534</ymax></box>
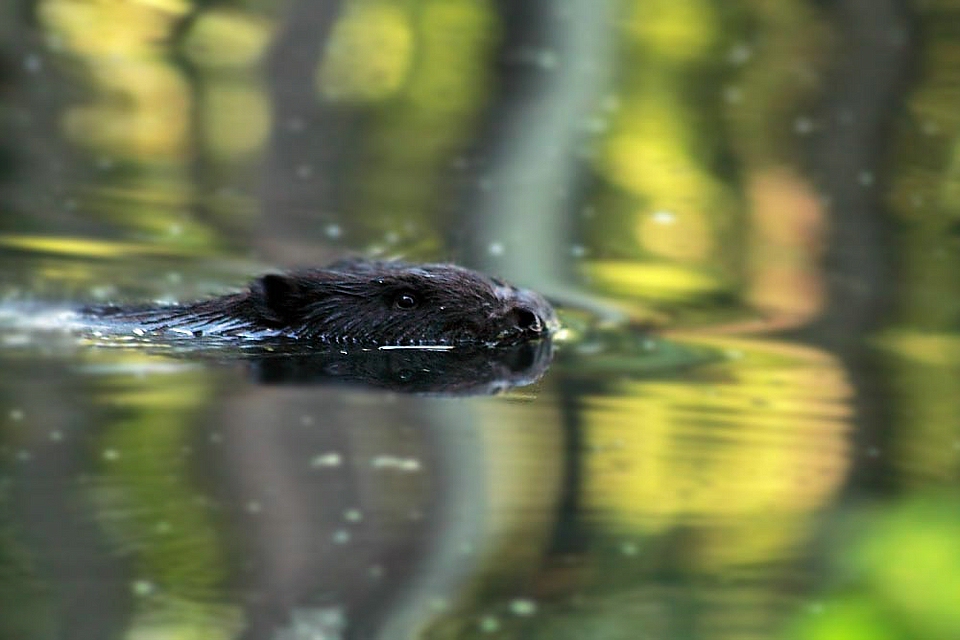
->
<box><xmin>258</xmin><ymin>0</ymin><xmax>349</xmax><ymax>257</ymax></box>
<box><xmin>801</xmin><ymin>0</ymin><xmax>916</xmax><ymax>495</ymax></box>
<box><xmin>457</xmin><ymin>0</ymin><xmax>614</xmax><ymax>297</ymax></box>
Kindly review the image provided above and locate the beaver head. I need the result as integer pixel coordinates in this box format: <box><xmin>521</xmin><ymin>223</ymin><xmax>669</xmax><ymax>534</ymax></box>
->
<box><xmin>138</xmin><ymin>259</ymin><xmax>558</xmax><ymax>347</ymax></box>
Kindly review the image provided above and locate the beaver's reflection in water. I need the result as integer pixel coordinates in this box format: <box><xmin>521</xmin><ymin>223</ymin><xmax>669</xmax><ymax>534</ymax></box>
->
<box><xmin>195</xmin><ymin>339</ymin><xmax>559</xmax><ymax>639</ymax></box>
<box><xmin>244</xmin><ymin>338</ymin><xmax>554</xmax><ymax>395</ymax></box>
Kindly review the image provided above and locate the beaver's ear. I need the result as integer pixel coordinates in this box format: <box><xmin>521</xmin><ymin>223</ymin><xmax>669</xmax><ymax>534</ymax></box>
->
<box><xmin>250</xmin><ymin>273</ymin><xmax>305</xmax><ymax>326</ymax></box>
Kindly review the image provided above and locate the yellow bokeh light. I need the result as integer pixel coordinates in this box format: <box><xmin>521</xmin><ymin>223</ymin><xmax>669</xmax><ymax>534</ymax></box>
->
<box><xmin>317</xmin><ymin>3</ymin><xmax>414</xmax><ymax>102</ymax></box>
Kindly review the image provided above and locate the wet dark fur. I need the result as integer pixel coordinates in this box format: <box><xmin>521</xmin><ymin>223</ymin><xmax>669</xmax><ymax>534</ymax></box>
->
<box><xmin>87</xmin><ymin>259</ymin><xmax>558</xmax><ymax>347</ymax></box>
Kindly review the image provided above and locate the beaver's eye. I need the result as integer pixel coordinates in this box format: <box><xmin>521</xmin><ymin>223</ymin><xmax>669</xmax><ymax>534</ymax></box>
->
<box><xmin>394</xmin><ymin>292</ymin><xmax>419</xmax><ymax>310</ymax></box>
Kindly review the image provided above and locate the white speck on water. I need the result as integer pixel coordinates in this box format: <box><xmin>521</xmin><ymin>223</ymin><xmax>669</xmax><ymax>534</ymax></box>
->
<box><xmin>479</xmin><ymin>615</ymin><xmax>501</xmax><ymax>633</ymax></box>
<box><xmin>509</xmin><ymin>599</ymin><xmax>538</xmax><ymax>616</ymax></box>
<box><xmin>132</xmin><ymin>327</ymin><xmax>145</xmax><ymax>337</ymax></box>
<box><xmin>49</xmin><ymin>430</ymin><xmax>63</xmax><ymax>442</ymax></box>
<box><xmin>723</xmin><ymin>86</ymin><xmax>743</xmax><ymax>104</ymax></box>
<box><xmin>131</xmin><ymin>580</ymin><xmax>155</xmax><ymax>597</ymax></box>
<box><xmin>286</xmin><ymin>117</ymin><xmax>306</xmax><ymax>133</ymax></box>
<box><xmin>858</xmin><ymin>171</ymin><xmax>875</xmax><ymax>187</ymax></box>
<box><xmin>9</xmin><ymin>409</ymin><xmax>24</xmax><ymax>422</ymax></box>
<box><xmin>727</xmin><ymin>43</ymin><xmax>753</xmax><ymax>65</ymax></box>
<box><xmin>428</xmin><ymin>597</ymin><xmax>449</xmax><ymax>612</ymax></box>
<box><xmin>325</xmin><ymin>224</ymin><xmax>342</xmax><ymax>239</ymax></box>
<box><xmin>246</xmin><ymin>500</ymin><xmax>262</xmax><ymax>514</ymax></box>
<box><xmin>344</xmin><ymin>508</ymin><xmax>363</xmax><ymax>523</ymax></box>
<box><xmin>296</xmin><ymin>164</ymin><xmax>313</xmax><ymax>179</ymax></box>
<box><xmin>651</xmin><ymin>210</ymin><xmax>676</xmax><ymax>225</ymax></box>
<box><xmin>103</xmin><ymin>449</ymin><xmax>120</xmax><ymax>461</ymax></box>
<box><xmin>584</xmin><ymin>116</ymin><xmax>608</xmax><ymax>134</ymax></box>
<box><xmin>311</xmin><ymin>452</ymin><xmax>342</xmax><ymax>468</ymax></box>
<box><xmin>794</xmin><ymin>116</ymin><xmax>815</xmax><ymax>135</ymax></box>
<box><xmin>516</xmin><ymin>48</ymin><xmax>557</xmax><ymax>69</ymax></box>
<box><xmin>487</xmin><ymin>242</ymin><xmax>505</xmax><ymax>257</ymax></box>
<box><xmin>1</xmin><ymin>334</ymin><xmax>31</xmax><ymax>347</ymax></box>
<box><xmin>89</xmin><ymin>285</ymin><xmax>117</xmax><ymax>300</ymax></box>
<box><xmin>371</xmin><ymin>455</ymin><xmax>421</xmax><ymax>472</ymax></box>
<box><xmin>24</xmin><ymin>54</ymin><xmax>42</xmax><ymax>73</ymax></box>
<box><xmin>332</xmin><ymin>529</ymin><xmax>351</xmax><ymax>544</ymax></box>
<box><xmin>601</xmin><ymin>94</ymin><xmax>620</xmax><ymax>112</ymax></box>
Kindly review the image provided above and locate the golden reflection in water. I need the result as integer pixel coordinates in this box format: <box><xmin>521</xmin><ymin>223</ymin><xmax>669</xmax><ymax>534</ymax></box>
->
<box><xmin>583</xmin><ymin>335</ymin><xmax>852</xmax><ymax>570</ymax></box>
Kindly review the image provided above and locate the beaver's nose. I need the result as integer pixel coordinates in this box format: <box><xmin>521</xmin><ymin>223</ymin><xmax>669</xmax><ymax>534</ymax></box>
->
<box><xmin>508</xmin><ymin>306</ymin><xmax>544</xmax><ymax>334</ymax></box>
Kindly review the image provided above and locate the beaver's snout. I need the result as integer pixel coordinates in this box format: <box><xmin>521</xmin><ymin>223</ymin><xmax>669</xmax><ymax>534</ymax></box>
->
<box><xmin>495</xmin><ymin>287</ymin><xmax>558</xmax><ymax>344</ymax></box>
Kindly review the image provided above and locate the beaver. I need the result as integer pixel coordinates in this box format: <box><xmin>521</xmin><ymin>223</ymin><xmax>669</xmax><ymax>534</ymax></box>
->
<box><xmin>85</xmin><ymin>258</ymin><xmax>558</xmax><ymax>347</ymax></box>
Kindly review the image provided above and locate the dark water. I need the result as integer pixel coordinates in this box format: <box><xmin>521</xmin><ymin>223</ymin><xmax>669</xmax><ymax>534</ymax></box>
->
<box><xmin>2</xmin><ymin>1</ymin><xmax>960</xmax><ymax>640</ymax></box>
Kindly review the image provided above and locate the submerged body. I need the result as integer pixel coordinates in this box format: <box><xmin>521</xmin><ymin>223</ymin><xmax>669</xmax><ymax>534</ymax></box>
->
<box><xmin>85</xmin><ymin>259</ymin><xmax>558</xmax><ymax>347</ymax></box>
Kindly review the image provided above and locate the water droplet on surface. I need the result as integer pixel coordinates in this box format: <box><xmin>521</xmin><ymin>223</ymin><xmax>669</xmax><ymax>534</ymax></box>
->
<box><xmin>509</xmin><ymin>599</ymin><xmax>538</xmax><ymax>616</ymax></box>
<box><xmin>794</xmin><ymin>117</ymin><xmax>815</xmax><ymax>135</ymax></box>
<box><xmin>723</xmin><ymin>86</ymin><xmax>743</xmax><ymax>104</ymax></box>
<box><xmin>311</xmin><ymin>452</ymin><xmax>342</xmax><ymax>468</ymax></box>
<box><xmin>479</xmin><ymin>616</ymin><xmax>500</xmax><ymax>633</ymax></box>
<box><xmin>727</xmin><ymin>43</ymin><xmax>752</xmax><ymax>65</ymax></box>
<box><xmin>651</xmin><ymin>210</ymin><xmax>676</xmax><ymax>225</ymax></box>
<box><xmin>325</xmin><ymin>224</ymin><xmax>342</xmax><ymax>239</ymax></box>
<box><xmin>24</xmin><ymin>54</ymin><xmax>42</xmax><ymax>73</ymax></box>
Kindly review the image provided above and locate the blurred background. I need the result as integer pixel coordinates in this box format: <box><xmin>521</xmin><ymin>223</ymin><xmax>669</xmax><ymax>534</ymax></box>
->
<box><xmin>1</xmin><ymin>0</ymin><xmax>960</xmax><ymax>639</ymax></box>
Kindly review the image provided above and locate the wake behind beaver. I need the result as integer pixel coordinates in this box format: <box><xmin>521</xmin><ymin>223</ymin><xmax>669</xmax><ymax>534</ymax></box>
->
<box><xmin>83</xmin><ymin>258</ymin><xmax>559</xmax><ymax>347</ymax></box>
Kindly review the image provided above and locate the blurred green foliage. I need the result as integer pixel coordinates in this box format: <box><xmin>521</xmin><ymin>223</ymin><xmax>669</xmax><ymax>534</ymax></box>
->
<box><xmin>789</xmin><ymin>496</ymin><xmax>960</xmax><ymax>640</ymax></box>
